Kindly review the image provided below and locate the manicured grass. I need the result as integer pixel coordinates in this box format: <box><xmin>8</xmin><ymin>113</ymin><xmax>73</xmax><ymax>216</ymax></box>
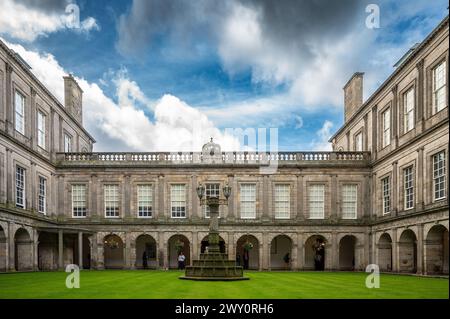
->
<box><xmin>0</xmin><ymin>270</ymin><xmax>447</xmax><ymax>299</ymax></box>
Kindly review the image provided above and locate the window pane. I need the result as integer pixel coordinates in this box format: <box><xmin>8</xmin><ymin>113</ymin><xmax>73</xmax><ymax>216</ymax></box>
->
<box><xmin>171</xmin><ymin>184</ymin><xmax>186</xmax><ymax>218</ymax></box>
<box><xmin>138</xmin><ymin>185</ymin><xmax>153</xmax><ymax>217</ymax></box>
<box><xmin>404</xmin><ymin>88</ymin><xmax>415</xmax><ymax>133</ymax></box>
<box><xmin>309</xmin><ymin>184</ymin><xmax>324</xmax><ymax>219</ymax></box>
<box><xmin>104</xmin><ymin>185</ymin><xmax>119</xmax><ymax>217</ymax></box>
<box><xmin>37</xmin><ymin>111</ymin><xmax>46</xmax><ymax>148</ymax></box>
<box><xmin>274</xmin><ymin>184</ymin><xmax>290</xmax><ymax>219</ymax></box>
<box><xmin>15</xmin><ymin>92</ymin><xmax>25</xmax><ymax>134</ymax></box>
<box><xmin>433</xmin><ymin>152</ymin><xmax>446</xmax><ymax>200</ymax></box>
<box><xmin>404</xmin><ymin>166</ymin><xmax>414</xmax><ymax>209</ymax></box>
<box><xmin>38</xmin><ymin>176</ymin><xmax>46</xmax><ymax>214</ymax></box>
<box><xmin>434</xmin><ymin>61</ymin><xmax>446</xmax><ymax>113</ymax></box>
<box><xmin>15</xmin><ymin>166</ymin><xmax>25</xmax><ymax>208</ymax></box>
<box><xmin>342</xmin><ymin>184</ymin><xmax>357</xmax><ymax>219</ymax></box>
<box><xmin>382</xmin><ymin>177</ymin><xmax>390</xmax><ymax>214</ymax></box>
<box><xmin>72</xmin><ymin>184</ymin><xmax>87</xmax><ymax>217</ymax></box>
<box><xmin>240</xmin><ymin>184</ymin><xmax>256</xmax><ymax>219</ymax></box>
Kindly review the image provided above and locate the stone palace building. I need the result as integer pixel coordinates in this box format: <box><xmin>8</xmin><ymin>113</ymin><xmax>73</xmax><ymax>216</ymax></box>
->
<box><xmin>0</xmin><ymin>16</ymin><xmax>448</xmax><ymax>274</ymax></box>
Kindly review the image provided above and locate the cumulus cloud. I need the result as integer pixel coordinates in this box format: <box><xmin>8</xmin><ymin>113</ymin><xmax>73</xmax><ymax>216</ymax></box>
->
<box><xmin>0</xmin><ymin>0</ymin><xmax>99</xmax><ymax>42</ymax></box>
<box><xmin>311</xmin><ymin>120</ymin><xmax>334</xmax><ymax>151</ymax></box>
<box><xmin>115</xmin><ymin>0</ymin><xmax>447</xmax><ymax>126</ymax></box>
<box><xmin>3</xmin><ymin>39</ymin><xmax>240</xmax><ymax>152</ymax></box>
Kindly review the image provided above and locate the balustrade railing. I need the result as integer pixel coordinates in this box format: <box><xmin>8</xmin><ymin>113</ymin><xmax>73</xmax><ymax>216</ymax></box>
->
<box><xmin>57</xmin><ymin>151</ymin><xmax>370</xmax><ymax>165</ymax></box>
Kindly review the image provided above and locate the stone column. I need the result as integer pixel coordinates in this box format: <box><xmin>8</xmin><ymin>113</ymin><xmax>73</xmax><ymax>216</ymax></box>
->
<box><xmin>58</xmin><ymin>229</ymin><xmax>63</xmax><ymax>270</ymax></box>
<box><xmin>158</xmin><ymin>175</ymin><xmax>165</xmax><ymax>221</ymax></box>
<box><xmin>90</xmin><ymin>174</ymin><xmax>98</xmax><ymax>219</ymax></box>
<box><xmin>262</xmin><ymin>175</ymin><xmax>270</xmax><ymax>221</ymax></box>
<box><xmin>416</xmin><ymin>147</ymin><xmax>424</xmax><ymax>211</ymax></box>
<box><xmin>371</xmin><ymin>105</ymin><xmax>378</xmax><ymax>160</ymax></box>
<box><xmin>392</xmin><ymin>161</ymin><xmax>398</xmax><ymax>215</ymax></box>
<box><xmin>416</xmin><ymin>59</ymin><xmax>425</xmax><ymax>133</ymax></box>
<box><xmin>392</xmin><ymin>228</ymin><xmax>398</xmax><ymax>272</ymax></box>
<box><xmin>8</xmin><ymin>222</ymin><xmax>15</xmax><ymax>271</ymax></box>
<box><xmin>391</xmin><ymin>84</ymin><xmax>399</xmax><ymax>148</ymax></box>
<box><xmin>297</xmin><ymin>233</ymin><xmax>304</xmax><ymax>270</ymax></box>
<box><xmin>30</xmin><ymin>88</ymin><xmax>36</xmax><ymax>149</ymax></box>
<box><xmin>192</xmin><ymin>231</ymin><xmax>199</xmax><ymax>260</ymax></box>
<box><xmin>325</xmin><ymin>240</ymin><xmax>333</xmax><ymax>271</ymax></box>
<box><xmin>30</xmin><ymin>162</ymin><xmax>36</xmax><ymax>211</ymax></box>
<box><xmin>33</xmin><ymin>229</ymin><xmax>39</xmax><ymax>271</ymax></box>
<box><xmin>91</xmin><ymin>234</ymin><xmax>98</xmax><ymax>269</ymax></box>
<box><xmin>296</xmin><ymin>174</ymin><xmax>304</xmax><ymax>220</ymax></box>
<box><xmin>331</xmin><ymin>232</ymin><xmax>338</xmax><ymax>270</ymax></box>
<box><xmin>330</xmin><ymin>175</ymin><xmax>338</xmax><ymax>220</ymax></box>
<box><xmin>78</xmin><ymin>232</ymin><xmax>83</xmax><ymax>269</ymax></box>
<box><xmin>96</xmin><ymin>233</ymin><xmax>105</xmax><ymax>270</ymax></box>
<box><xmin>124</xmin><ymin>175</ymin><xmax>131</xmax><ymax>218</ymax></box>
<box><xmin>5</xmin><ymin>63</ymin><xmax>13</xmax><ymax>135</ymax></box>
<box><xmin>363</xmin><ymin>113</ymin><xmax>368</xmax><ymax>151</ymax></box>
<box><xmin>416</xmin><ymin>224</ymin><xmax>424</xmax><ymax>274</ymax></box>
<box><xmin>291</xmin><ymin>234</ymin><xmax>299</xmax><ymax>270</ymax></box>
<box><xmin>125</xmin><ymin>232</ymin><xmax>132</xmax><ymax>269</ymax></box>
<box><xmin>227</xmin><ymin>232</ymin><xmax>235</xmax><ymax>260</ymax></box>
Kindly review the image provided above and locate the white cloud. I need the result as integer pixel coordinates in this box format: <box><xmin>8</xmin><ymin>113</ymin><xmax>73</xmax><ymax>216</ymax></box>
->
<box><xmin>3</xmin><ymin>39</ymin><xmax>240</xmax><ymax>152</ymax></box>
<box><xmin>0</xmin><ymin>0</ymin><xmax>99</xmax><ymax>42</ymax></box>
<box><xmin>311</xmin><ymin>120</ymin><xmax>333</xmax><ymax>151</ymax></box>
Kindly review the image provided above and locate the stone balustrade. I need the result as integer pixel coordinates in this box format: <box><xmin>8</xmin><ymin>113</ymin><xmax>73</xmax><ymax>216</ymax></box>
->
<box><xmin>56</xmin><ymin>151</ymin><xmax>370</xmax><ymax>167</ymax></box>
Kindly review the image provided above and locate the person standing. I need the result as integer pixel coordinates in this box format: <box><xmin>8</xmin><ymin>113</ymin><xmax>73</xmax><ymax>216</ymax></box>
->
<box><xmin>142</xmin><ymin>250</ymin><xmax>148</xmax><ymax>269</ymax></box>
<box><xmin>283</xmin><ymin>253</ymin><xmax>290</xmax><ymax>269</ymax></box>
<box><xmin>178</xmin><ymin>252</ymin><xmax>186</xmax><ymax>270</ymax></box>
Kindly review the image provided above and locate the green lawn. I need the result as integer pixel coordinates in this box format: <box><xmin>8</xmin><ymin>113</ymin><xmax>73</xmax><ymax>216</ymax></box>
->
<box><xmin>0</xmin><ymin>270</ymin><xmax>447</xmax><ymax>299</ymax></box>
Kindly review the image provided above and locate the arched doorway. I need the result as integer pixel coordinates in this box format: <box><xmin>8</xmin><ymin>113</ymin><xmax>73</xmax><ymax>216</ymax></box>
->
<box><xmin>399</xmin><ymin>229</ymin><xmax>417</xmax><ymax>273</ymax></box>
<box><xmin>38</xmin><ymin>232</ymin><xmax>58</xmax><ymax>270</ymax></box>
<box><xmin>304</xmin><ymin>235</ymin><xmax>326</xmax><ymax>270</ymax></box>
<box><xmin>136</xmin><ymin>234</ymin><xmax>157</xmax><ymax>269</ymax></box>
<box><xmin>425</xmin><ymin>225</ymin><xmax>449</xmax><ymax>275</ymax></box>
<box><xmin>0</xmin><ymin>225</ymin><xmax>6</xmax><ymax>272</ymax></box>
<box><xmin>103</xmin><ymin>234</ymin><xmax>124</xmax><ymax>269</ymax></box>
<box><xmin>270</xmin><ymin>235</ymin><xmax>292</xmax><ymax>270</ymax></box>
<box><xmin>200</xmin><ymin>235</ymin><xmax>226</xmax><ymax>254</ymax></box>
<box><xmin>339</xmin><ymin>235</ymin><xmax>356</xmax><ymax>270</ymax></box>
<box><xmin>168</xmin><ymin>235</ymin><xmax>190</xmax><ymax>269</ymax></box>
<box><xmin>236</xmin><ymin>235</ymin><xmax>259</xmax><ymax>270</ymax></box>
<box><xmin>14</xmin><ymin>228</ymin><xmax>33</xmax><ymax>271</ymax></box>
<box><xmin>378</xmin><ymin>233</ymin><xmax>392</xmax><ymax>271</ymax></box>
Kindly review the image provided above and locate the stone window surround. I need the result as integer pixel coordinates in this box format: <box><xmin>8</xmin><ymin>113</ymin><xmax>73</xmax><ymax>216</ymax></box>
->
<box><xmin>426</xmin><ymin>145</ymin><xmax>448</xmax><ymax>204</ymax></box>
<box><xmin>103</xmin><ymin>183</ymin><xmax>120</xmax><ymax>218</ymax></box>
<box><xmin>37</xmin><ymin>175</ymin><xmax>47</xmax><ymax>215</ymax></box>
<box><xmin>353</xmin><ymin>128</ymin><xmax>364</xmax><ymax>152</ymax></box>
<box><xmin>132</xmin><ymin>180</ymin><xmax>156</xmax><ymax>218</ymax></box>
<box><xmin>166</xmin><ymin>181</ymin><xmax>189</xmax><ymax>219</ymax></box>
<box><xmin>13</xmin><ymin>87</ymin><xmax>27</xmax><ymax>136</ymax></box>
<box><xmin>36</xmin><ymin>106</ymin><xmax>48</xmax><ymax>151</ymax></box>
<box><xmin>426</xmin><ymin>52</ymin><xmax>448</xmax><ymax>118</ymax></box>
<box><xmin>271</xmin><ymin>179</ymin><xmax>296</xmax><ymax>220</ymax></box>
<box><xmin>67</xmin><ymin>181</ymin><xmax>89</xmax><ymax>218</ymax></box>
<box><xmin>203</xmin><ymin>181</ymin><xmax>222</xmax><ymax>218</ymax></box>
<box><xmin>399</xmin><ymin>159</ymin><xmax>417</xmax><ymax>212</ymax></box>
<box><xmin>63</xmin><ymin>130</ymin><xmax>73</xmax><ymax>153</ymax></box>
<box><xmin>306</xmin><ymin>181</ymin><xmax>329</xmax><ymax>220</ymax></box>
<box><xmin>378</xmin><ymin>171</ymin><xmax>392</xmax><ymax>216</ymax></box>
<box><xmin>239</xmin><ymin>182</ymin><xmax>257</xmax><ymax>219</ymax></box>
<box><xmin>272</xmin><ymin>183</ymin><xmax>291</xmax><ymax>220</ymax></box>
<box><xmin>15</xmin><ymin>163</ymin><xmax>26</xmax><ymax>209</ymax></box>
<box><xmin>378</xmin><ymin>102</ymin><xmax>392</xmax><ymax>150</ymax></box>
<box><xmin>338</xmin><ymin>181</ymin><xmax>361</xmax><ymax>220</ymax></box>
<box><xmin>398</xmin><ymin>79</ymin><xmax>417</xmax><ymax>136</ymax></box>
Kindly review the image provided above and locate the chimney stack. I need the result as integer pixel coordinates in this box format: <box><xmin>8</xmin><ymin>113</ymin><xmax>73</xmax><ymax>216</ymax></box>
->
<box><xmin>343</xmin><ymin>72</ymin><xmax>364</xmax><ymax>122</ymax></box>
<box><xmin>63</xmin><ymin>74</ymin><xmax>83</xmax><ymax>124</ymax></box>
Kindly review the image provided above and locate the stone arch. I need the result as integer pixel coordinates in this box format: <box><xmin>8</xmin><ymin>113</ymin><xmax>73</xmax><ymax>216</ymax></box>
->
<box><xmin>304</xmin><ymin>235</ymin><xmax>327</xmax><ymax>270</ymax></box>
<box><xmin>0</xmin><ymin>224</ymin><xmax>6</xmax><ymax>272</ymax></box>
<box><xmin>200</xmin><ymin>235</ymin><xmax>226</xmax><ymax>254</ymax></box>
<box><xmin>103</xmin><ymin>234</ymin><xmax>124</xmax><ymax>269</ymax></box>
<box><xmin>425</xmin><ymin>224</ymin><xmax>449</xmax><ymax>275</ymax></box>
<box><xmin>14</xmin><ymin>228</ymin><xmax>33</xmax><ymax>271</ymax></box>
<box><xmin>377</xmin><ymin>233</ymin><xmax>392</xmax><ymax>271</ymax></box>
<box><xmin>270</xmin><ymin>234</ymin><xmax>292</xmax><ymax>270</ymax></box>
<box><xmin>398</xmin><ymin>229</ymin><xmax>417</xmax><ymax>273</ymax></box>
<box><xmin>37</xmin><ymin>232</ymin><xmax>58</xmax><ymax>270</ymax></box>
<box><xmin>168</xmin><ymin>234</ymin><xmax>190</xmax><ymax>268</ymax></box>
<box><xmin>339</xmin><ymin>235</ymin><xmax>357</xmax><ymax>270</ymax></box>
<box><xmin>135</xmin><ymin>234</ymin><xmax>157</xmax><ymax>269</ymax></box>
<box><xmin>236</xmin><ymin>234</ymin><xmax>259</xmax><ymax>270</ymax></box>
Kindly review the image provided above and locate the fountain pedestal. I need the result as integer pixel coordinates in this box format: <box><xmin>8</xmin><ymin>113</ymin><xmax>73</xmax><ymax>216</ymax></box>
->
<box><xmin>180</xmin><ymin>197</ymin><xmax>249</xmax><ymax>281</ymax></box>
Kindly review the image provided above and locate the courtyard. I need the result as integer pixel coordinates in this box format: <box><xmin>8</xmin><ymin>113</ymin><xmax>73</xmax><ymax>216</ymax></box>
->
<box><xmin>0</xmin><ymin>270</ymin><xmax>447</xmax><ymax>299</ymax></box>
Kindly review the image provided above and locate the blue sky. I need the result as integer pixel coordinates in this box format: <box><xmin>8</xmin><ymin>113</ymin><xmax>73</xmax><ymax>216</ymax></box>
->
<box><xmin>0</xmin><ymin>0</ymin><xmax>448</xmax><ymax>151</ymax></box>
